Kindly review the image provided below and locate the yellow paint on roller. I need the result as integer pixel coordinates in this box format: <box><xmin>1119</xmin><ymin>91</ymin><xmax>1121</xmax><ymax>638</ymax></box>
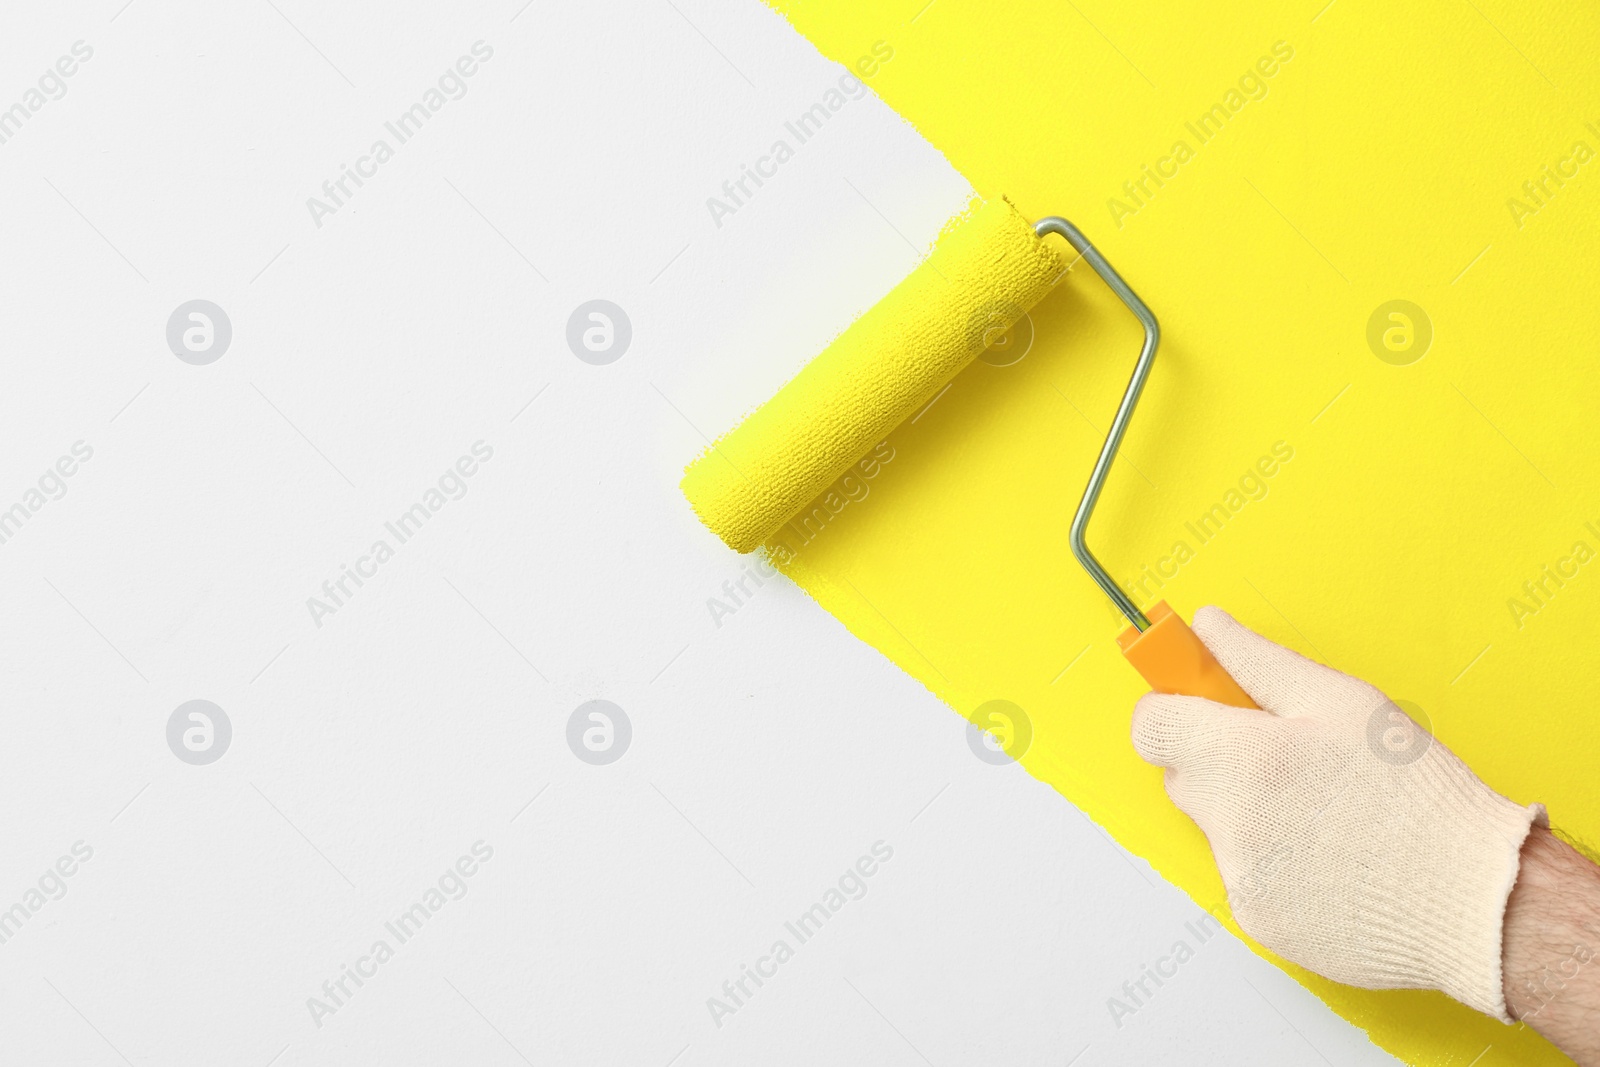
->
<box><xmin>711</xmin><ymin>2</ymin><xmax>1600</xmax><ymax>1064</ymax></box>
<box><xmin>681</xmin><ymin>198</ymin><xmax>1064</xmax><ymax>553</ymax></box>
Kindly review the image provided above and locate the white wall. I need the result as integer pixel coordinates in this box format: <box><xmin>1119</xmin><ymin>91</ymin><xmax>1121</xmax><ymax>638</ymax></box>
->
<box><xmin>0</xmin><ymin>1</ymin><xmax>1398</xmax><ymax>1063</ymax></box>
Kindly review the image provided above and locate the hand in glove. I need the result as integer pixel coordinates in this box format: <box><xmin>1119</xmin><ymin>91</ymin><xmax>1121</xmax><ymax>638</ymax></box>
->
<box><xmin>1130</xmin><ymin>607</ymin><xmax>1544</xmax><ymax>1021</ymax></box>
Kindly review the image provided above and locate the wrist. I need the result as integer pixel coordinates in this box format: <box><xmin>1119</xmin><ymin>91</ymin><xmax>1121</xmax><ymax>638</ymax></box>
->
<box><xmin>1502</xmin><ymin>824</ymin><xmax>1600</xmax><ymax>1063</ymax></box>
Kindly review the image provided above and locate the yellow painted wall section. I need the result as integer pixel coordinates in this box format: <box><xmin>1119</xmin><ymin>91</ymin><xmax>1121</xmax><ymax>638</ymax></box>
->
<box><xmin>757</xmin><ymin>1</ymin><xmax>1600</xmax><ymax>1063</ymax></box>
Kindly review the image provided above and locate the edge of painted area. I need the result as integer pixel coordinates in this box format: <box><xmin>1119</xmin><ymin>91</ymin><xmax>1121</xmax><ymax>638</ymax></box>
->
<box><xmin>773</xmin><ymin>545</ymin><xmax>1515</xmax><ymax>1067</ymax></box>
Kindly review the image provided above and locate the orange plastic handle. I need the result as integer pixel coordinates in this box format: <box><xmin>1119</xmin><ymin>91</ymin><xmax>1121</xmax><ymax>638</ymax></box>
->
<box><xmin>1117</xmin><ymin>601</ymin><xmax>1257</xmax><ymax>708</ymax></box>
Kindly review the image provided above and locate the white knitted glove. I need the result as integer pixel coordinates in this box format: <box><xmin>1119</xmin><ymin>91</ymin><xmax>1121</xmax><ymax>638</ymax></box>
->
<box><xmin>1131</xmin><ymin>607</ymin><xmax>1545</xmax><ymax>1021</ymax></box>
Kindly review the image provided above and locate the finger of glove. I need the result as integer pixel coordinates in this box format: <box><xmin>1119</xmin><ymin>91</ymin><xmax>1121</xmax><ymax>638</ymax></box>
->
<box><xmin>1191</xmin><ymin>606</ymin><xmax>1374</xmax><ymax>718</ymax></box>
<box><xmin>1131</xmin><ymin>691</ymin><xmax>1273</xmax><ymax>769</ymax></box>
<box><xmin>1159</xmin><ymin>766</ymin><xmax>1235</xmax><ymax>842</ymax></box>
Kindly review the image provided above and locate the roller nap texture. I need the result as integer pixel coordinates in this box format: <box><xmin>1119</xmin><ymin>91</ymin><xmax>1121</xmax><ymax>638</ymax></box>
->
<box><xmin>681</xmin><ymin>197</ymin><xmax>1066</xmax><ymax>553</ymax></box>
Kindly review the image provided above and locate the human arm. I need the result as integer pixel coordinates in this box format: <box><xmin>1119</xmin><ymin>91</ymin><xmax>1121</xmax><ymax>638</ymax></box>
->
<box><xmin>1502</xmin><ymin>823</ymin><xmax>1600</xmax><ymax>1064</ymax></box>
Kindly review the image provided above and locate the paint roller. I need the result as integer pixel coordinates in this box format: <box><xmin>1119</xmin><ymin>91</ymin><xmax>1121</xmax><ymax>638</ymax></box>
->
<box><xmin>681</xmin><ymin>197</ymin><xmax>1256</xmax><ymax>709</ymax></box>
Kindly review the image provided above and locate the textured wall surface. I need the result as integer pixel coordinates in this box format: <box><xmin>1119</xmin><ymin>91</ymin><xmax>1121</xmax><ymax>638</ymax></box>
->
<box><xmin>5</xmin><ymin>0</ymin><xmax>1578</xmax><ymax>1064</ymax></box>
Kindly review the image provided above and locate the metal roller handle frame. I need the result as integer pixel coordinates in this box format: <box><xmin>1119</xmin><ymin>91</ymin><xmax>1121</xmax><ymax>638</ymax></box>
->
<box><xmin>1033</xmin><ymin>216</ymin><xmax>1158</xmax><ymax>633</ymax></box>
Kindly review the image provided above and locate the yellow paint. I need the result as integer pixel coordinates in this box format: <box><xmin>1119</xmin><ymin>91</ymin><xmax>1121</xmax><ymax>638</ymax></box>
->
<box><xmin>749</xmin><ymin>1</ymin><xmax>1600</xmax><ymax>1063</ymax></box>
<box><xmin>682</xmin><ymin>199</ymin><xmax>1063</xmax><ymax>553</ymax></box>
